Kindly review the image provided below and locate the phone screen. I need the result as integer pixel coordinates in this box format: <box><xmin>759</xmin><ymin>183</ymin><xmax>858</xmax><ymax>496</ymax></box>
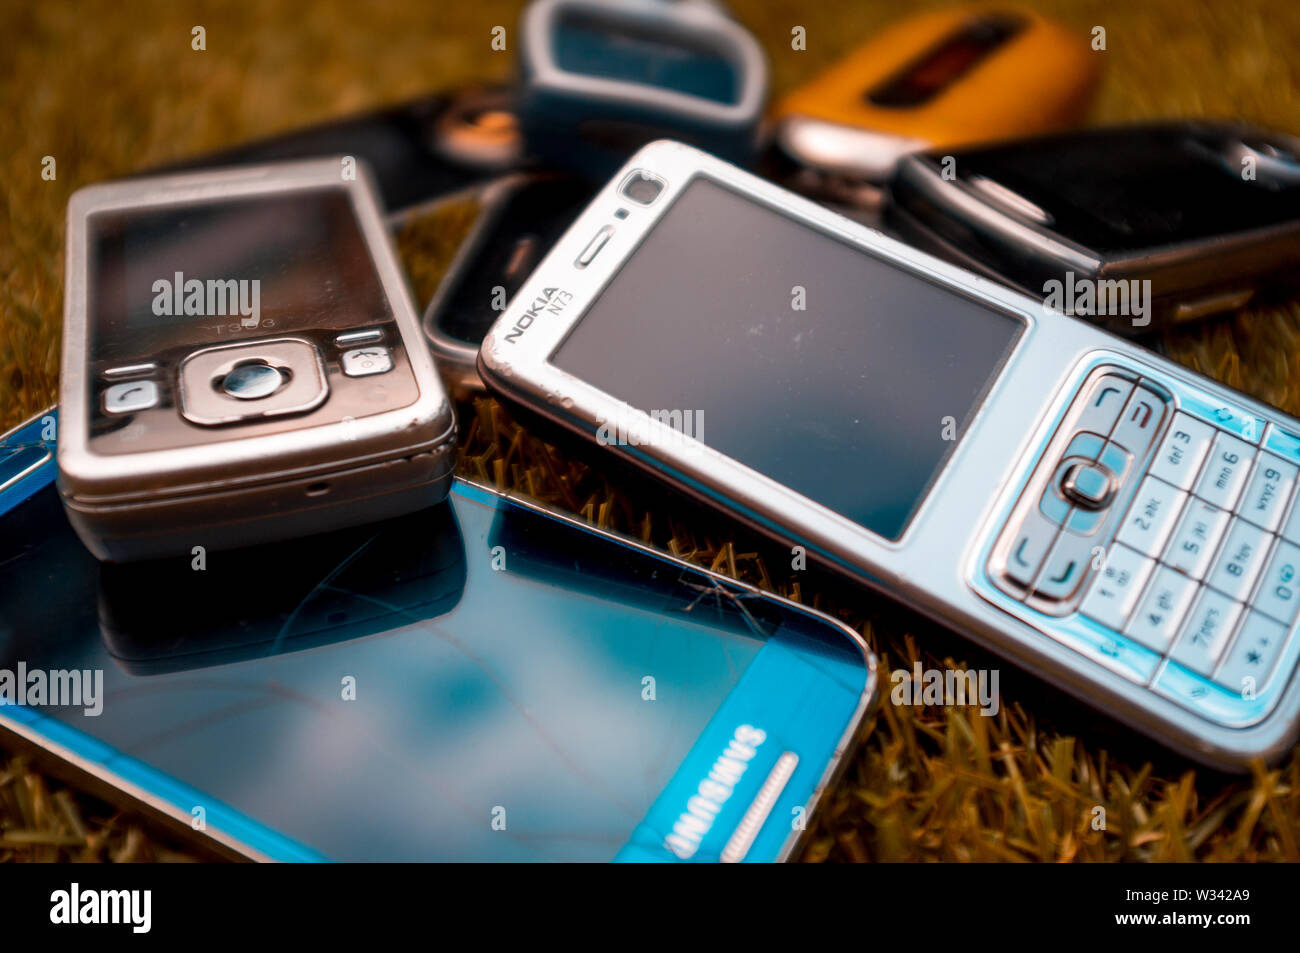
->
<box><xmin>0</xmin><ymin>478</ymin><xmax>866</xmax><ymax>861</ymax></box>
<box><xmin>91</xmin><ymin>189</ymin><xmax>389</xmax><ymax>360</ymax></box>
<box><xmin>551</xmin><ymin>177</ymin><xmax>1023</xmax><ymax>540</ymax></box>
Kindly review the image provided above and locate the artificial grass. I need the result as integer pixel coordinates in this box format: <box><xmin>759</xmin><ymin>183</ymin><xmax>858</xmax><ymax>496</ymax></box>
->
<box><xmin>4</xmin><ymin>0</ymin><xmax>1300</xmax><ymax>862</ymax></box>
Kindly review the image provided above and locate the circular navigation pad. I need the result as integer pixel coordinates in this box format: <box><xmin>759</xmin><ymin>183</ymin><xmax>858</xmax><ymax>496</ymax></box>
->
<box><xmin>219</xmin><ymin>361</ymin><xmax>288</xmax><ymax>400</ymax></box>
<box><xmin>179</xmin><ymin>338</ymin><xmax>328</xmax><ymax>426</ymax></box>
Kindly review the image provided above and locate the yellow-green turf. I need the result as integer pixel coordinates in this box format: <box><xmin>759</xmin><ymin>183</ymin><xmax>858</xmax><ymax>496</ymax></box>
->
<box><xmin>4</xmin><ymin>0</ymin><xmax>1300</xmax><ymax>862</ymax></box>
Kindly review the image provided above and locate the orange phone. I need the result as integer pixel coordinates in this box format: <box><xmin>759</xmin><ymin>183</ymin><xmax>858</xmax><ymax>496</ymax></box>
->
<box><xmin>772</xmin><ymin>7</ymin><xmax>1100</xmax><ymax>185</ymax></box>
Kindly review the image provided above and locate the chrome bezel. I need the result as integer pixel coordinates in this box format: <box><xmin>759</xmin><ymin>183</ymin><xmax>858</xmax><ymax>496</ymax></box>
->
<box><xmin>59</xmin><ymin>157</ymin><xmax>455</xmax><ymax>502</ymax></box>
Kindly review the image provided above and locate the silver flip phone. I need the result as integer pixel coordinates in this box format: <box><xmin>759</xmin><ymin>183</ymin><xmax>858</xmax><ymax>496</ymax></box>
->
<box><xmin>479</xmin><ymin>139</ymin><xmax>1300</xmax><ymax>770</ymax></box>
<box><xmin>59</xmin><ymin>158</ymin><xmax>456</xmax><ymax>561</ymax></box>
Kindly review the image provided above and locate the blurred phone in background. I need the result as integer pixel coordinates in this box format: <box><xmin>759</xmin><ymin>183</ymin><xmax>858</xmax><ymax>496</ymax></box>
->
<box><xmin>156</xmin><ymin>85</ymin><xmax>525</xmax><ymax>214</ymax></box>
<box><xmin>422</xmin><ymin>174</ymin><xmax>597</xmax><ymax>397</ymax></box>
<box><xmin>767</xmin><ymin>7</ymin><xmax>1099</xmax><ymax>211</ymax></box>
<box><xmin>517</xmin><ymin>0</ymin><xmax>769</xmax><ymax>178</ymax></box>
<box><xmin>0</xmin><ymin>411</ymin><xmax>877</xmax><ymax>863</ymax></box>
<box><xmin>888</xmin><ymin>121</ymin><xmax>1300</xmax><ymax>334</ymax></box>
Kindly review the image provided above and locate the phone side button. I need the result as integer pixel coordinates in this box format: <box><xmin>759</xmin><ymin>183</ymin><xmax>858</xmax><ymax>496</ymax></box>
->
<box><xmin>335</xmin><ymin>328</ymin><xmax>384</xmax><ymax>347</ymax></box>
<box><xmin>0</xmin><ymin>447</ymin><xmax>52</xmax><ymax>495</ymax></box>
<box><xmin>102</xmin><ymin>362</ymin><xmax>159</xmax><ymax>381</ymax></box>
<box><xmin>575</xmin><ymin>226</ymin><xmax>614</xmax><ymax>267</ymax></box>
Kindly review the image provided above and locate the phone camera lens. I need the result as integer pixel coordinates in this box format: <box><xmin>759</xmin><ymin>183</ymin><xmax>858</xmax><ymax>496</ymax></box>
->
<box><xmin>620</xmin><ymin>171</ymin><xmax>666</xmax><ymax>205</ymax></box>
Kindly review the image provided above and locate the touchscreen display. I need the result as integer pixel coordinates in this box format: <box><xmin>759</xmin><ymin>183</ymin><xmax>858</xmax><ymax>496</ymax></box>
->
<box><xmin>0</xmin><ymin>480</ymin><xmax>863</xmax><ymax>861</ymax></box>
<box><xmin>551</xmin><ymin>178</ymin><xmax>1023</xmax><ymax>540</ymax></box>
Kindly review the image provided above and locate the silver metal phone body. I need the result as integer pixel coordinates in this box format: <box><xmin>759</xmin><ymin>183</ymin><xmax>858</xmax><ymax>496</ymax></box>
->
<box><xmin>480</xmin><ymin>139</ymin><xmax>1300</xmax><ymax>770</ymax></box>
<box><xmin>60</xmin><ymin>159</ymin><xmax>456</xmax><ymax>561</ymax></box>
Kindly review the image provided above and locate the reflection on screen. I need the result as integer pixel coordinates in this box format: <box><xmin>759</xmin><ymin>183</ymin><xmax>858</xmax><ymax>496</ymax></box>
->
<box><xmin>552</xmin><ymin>177</ymin><xmax>1023</xmax><ymax>540</ymax></box>
<box><xmin>90</xmin><ymin>190</ymin><xmax>392</xmax><ymax>362</ymax></box>
<box><xmin>0</xmin><ymin>484</ymin><xmax>776</xmax><ymax>861</ymax></box>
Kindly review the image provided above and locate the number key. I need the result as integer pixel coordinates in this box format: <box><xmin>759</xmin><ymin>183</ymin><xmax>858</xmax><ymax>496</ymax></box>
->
<box><xmin>1115</xmin><ymin>475</ymin><xmax>1186</xmax><ymax>557</ymax></box>
<box><xmin>1194</xmin><ymin>431</ymin><xmax>1255</xmax><ymax>510</ymax></box>
<box><xmin>1252</xmin><ymin>538</ymin><xmax>1300</xmax><ymax>626</ymax></box>
<box><xmin>1238</xmin><ymin>453</ymin><xmax>1298</xmax><ymax>532</ymax></box>
<box><xmin>1170</xmin><ymin>588</ymin><xmax>1243</xmax><ymax>676</ymax></box>
<box><xmin>1206</xmin><ymin>518</ymin><xmax>1271</xmax><ymax>602</ymax></box>
<box><xmin>1080</xmin><ymin>544</ymin><xmax>1155</xmax><ymax>631</ymax></box>
<box><xmin>1164</xmin><ymin>499</ymin><xmax>1230</xmax><ymax>580</ymax></box>
<box><xmin>1125</xmin><ymin>566</ymin><xmax>1197</xmax><ymax>653</ymax></box>
<box><xmin>1148</xmin><ymin>413</ymin><xmax>1214</xmax><ymax>491</ymax></box>
<box><xmin>1214</xmin><ymin>611</ymin><xmax>1288</xmax><ymax>695</ymax></box>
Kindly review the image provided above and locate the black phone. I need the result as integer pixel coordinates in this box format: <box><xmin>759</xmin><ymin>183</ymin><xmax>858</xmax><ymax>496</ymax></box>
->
<box><xmin>887</xmin><ymin>121</ymin><xmax>1300</xmax><ymax>335</ymax></box>
<box><xmin>423</xmin><ymin>173</ymin><xmax>597</xmax><ymax>396</ymax></box>
<box><xmin>154</xmin><ymin>86</ymin><xmax>524</xmax><ymax>214</ymax></box>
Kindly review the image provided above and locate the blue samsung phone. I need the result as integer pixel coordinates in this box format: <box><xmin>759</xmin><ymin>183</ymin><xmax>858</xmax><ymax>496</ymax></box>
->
<box><xmin>0</xmin><ymin>411</ymin><xmax>877</xmax><ymax>862</ymax></box>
